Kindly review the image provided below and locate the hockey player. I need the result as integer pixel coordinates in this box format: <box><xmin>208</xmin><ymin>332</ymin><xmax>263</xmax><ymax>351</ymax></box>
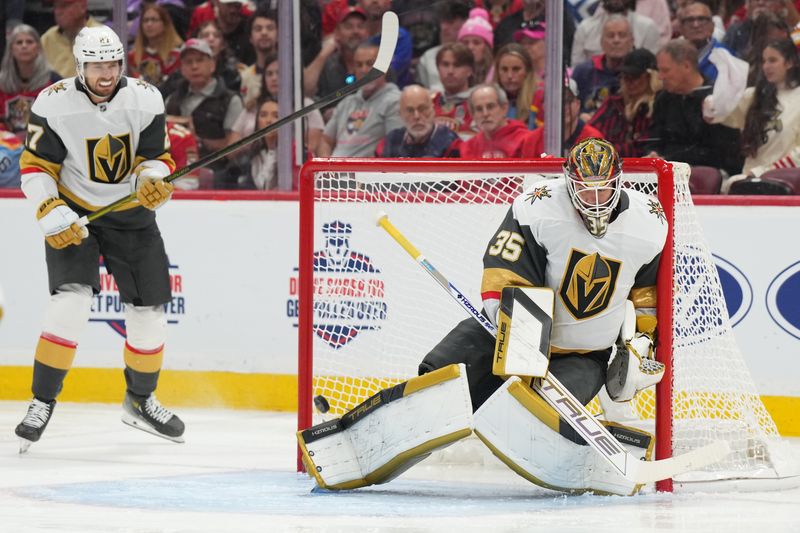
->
<box><xmin>15</xmin><ymin>26</ymin><xmax>184</xmax><ymax>452</ymax></box>
<box><xmin>299</xmin><ymin>138</ymin><xmax>668</xmax><ymax>495</ymax></box>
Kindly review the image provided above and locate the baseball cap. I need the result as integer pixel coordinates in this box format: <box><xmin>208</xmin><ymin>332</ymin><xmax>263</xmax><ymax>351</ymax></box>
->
<box><xmin>180</xmin><ymin>38</ymin><xmax>213</xmax><ymax>58</ymax></box>
<box><xmin>620</xmin><ymin>49</ymin><xmax>657</xmax><ymax>76</ymax></box>
<box><xmin>336</xmin><ymin>6</ymin><xmax>368</xmax><ymax>25</ymax></box>
<box><xmin>218</xmin><ymin>0</ymin><xmax>243</xmax><ymax>4</ymax></box>
<box><xmin>513</xmin><ymin>22</ymin><xmax>546</xmax><ymax>43</ymax></box>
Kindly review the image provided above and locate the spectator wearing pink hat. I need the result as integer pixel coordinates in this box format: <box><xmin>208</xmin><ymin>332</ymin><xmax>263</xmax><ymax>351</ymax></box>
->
<box><xmin>513</xmin><ymin>21</ymin><xmax>546</xmax><ymax>81</ymax></box>
<box><xmin>493</xmin><ymin>0</ymin><xmax>576</xmax><ymax>59</ymax></box>
<box><xmin>458</xmin><ymin>8</ymin><xmax>495</xmax><ymax>85</ymax></box>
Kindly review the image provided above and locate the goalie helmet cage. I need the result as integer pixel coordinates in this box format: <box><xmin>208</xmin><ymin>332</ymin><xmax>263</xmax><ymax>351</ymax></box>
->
<box><xmin>297</xmin><ymin>158</ymin><xmax>798</xmax><ymax>492</ymax></box>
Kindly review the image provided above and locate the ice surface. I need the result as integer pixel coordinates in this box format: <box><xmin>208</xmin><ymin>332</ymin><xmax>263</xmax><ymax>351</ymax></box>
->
<box><xmin>1</xmin><ymin>401</ymin><xmax>799</xmax><ymax>532</ymax></box>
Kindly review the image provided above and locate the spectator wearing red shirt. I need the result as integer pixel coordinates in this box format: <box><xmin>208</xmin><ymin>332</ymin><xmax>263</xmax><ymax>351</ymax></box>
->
<box><xmin>431</xmin><ymin>43</ymin><xmax>476</xmax><ymax>140</ymax></box>
<box><xmin>128</xmin><ymin>4</ymin><xmax>184</xmax><ymax>88</ymax></box>
<box><xmin>0</xmin><ymin>24</ymin><xmax>60</xmax><ymax>140</ymax></box>
<box><xmin>525</xmin><ymin>78</ymin><xmax>605</xmax><ymax>157</ymax></box>
<box><xmin>461</xmin><ymin>84</ymin><xmax>536</xmax><ymax>158</ymax></box>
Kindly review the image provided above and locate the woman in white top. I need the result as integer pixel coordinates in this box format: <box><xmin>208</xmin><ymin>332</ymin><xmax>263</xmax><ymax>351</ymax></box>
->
<box><xmin>232</xmin><ymin>53</ymin><xmax>323</xmax><ymax>155</ymax></box>
<box><xmin>714</xmin><ymin>38</ymin><xmax>800</xmax><ymax>192</ymax></box>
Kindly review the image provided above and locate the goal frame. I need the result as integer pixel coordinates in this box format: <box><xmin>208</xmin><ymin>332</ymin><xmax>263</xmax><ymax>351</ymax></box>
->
<box><xmin>297</xmin><ymin>157</ymin><xmax>676</xmax><ymax>491</ymax></box>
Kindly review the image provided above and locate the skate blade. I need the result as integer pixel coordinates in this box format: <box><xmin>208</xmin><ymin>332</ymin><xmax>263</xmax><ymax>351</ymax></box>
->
<box><xmin>121</xmin><ymin>413</ymin><xmax>185</xmax><ymax>444</ymax></box>
<box><xmin>18</xmin><ymin>438</ymin><xmax>33</xmax><ymax>454</ymax></box>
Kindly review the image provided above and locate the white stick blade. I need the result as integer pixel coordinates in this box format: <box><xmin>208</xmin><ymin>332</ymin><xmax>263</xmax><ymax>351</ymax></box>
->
<box><xmin>373</xmin><ymin>11</ymin><xmax>399</xmax><ymax>74</ymax></box>
<box><xmin>633</xmin><ymin>440</ymin><xmax>732</xmax><ymax>484</ymax></box>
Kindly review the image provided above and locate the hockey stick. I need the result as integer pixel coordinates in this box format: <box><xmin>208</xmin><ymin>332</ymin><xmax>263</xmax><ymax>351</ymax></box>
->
<box><xmin>376</xmin><ymin>212</ymin><xmax>730</xmax><ymax>485</ymax></box>
<box><xmin>76</xmin><ymin>12</ymin><xmax>400</xmax><ymax>226</ymax></box>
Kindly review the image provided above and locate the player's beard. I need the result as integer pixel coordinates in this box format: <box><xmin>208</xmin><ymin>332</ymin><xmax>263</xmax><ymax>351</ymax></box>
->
<box><xmin>88</xmin><ymin>76</ymin><xmax>117</xmax><ymax>100</ymax></box>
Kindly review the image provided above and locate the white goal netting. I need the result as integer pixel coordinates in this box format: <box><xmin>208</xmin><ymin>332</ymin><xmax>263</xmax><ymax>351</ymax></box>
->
<box><xmin>298</xmin><ymin>159</ymin><xmax>798</xmax><ymax>489</ymax></box>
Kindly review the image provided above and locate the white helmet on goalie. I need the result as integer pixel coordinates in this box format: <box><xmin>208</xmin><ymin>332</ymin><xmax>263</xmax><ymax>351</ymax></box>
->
<box><xmin>564</xmin><ymin>138</ymin><xmax>622</xmax><ymax>238</ymax></box>
<box><xmin>73</xmin><ymin>26</ymin><xmax>125</xmax><ymax>95</ymax></box>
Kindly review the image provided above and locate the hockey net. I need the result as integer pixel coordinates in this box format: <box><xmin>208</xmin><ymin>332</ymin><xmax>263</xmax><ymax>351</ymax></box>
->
<box><xmin>297</xmin><ymin>158</ymin><xmax>798</xmax><ymax>491</ymax></box>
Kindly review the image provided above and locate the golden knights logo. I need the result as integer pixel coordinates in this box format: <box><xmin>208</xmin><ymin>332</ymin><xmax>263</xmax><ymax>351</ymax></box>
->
<box><xmin>647</xmin><ymin>199</ymin><xmax>666</xmax><ymax>223</ymax></box>
<box><xmin>559</xmin><ymin>249</ymin><xmax>621</xmax><ymax>320</ymax></box>
<box><xmin>524</xmin><ymin>185</ymin><xmax>552</xmax><ymax>204</ymax></box>
<box><xmin>46</xmin><ymin>81</ymin><xmax>67</xmax><ymax>95</ymax></box>
<box><xmin>86</xmin><ymin>133</ymin><xmax>132</xmax><ymax>183</ymax></box>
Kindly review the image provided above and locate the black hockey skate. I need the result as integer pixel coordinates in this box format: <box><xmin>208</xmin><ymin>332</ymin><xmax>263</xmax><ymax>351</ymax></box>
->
<box><xmin>15</xmin><ymin>398</ymin><xmax>57</xmax><ymax>454</ymax></box>
<box><xmin>122</xmin><ymin>392</ymin><xmax>185</xmax><ymax>443</ymax></box>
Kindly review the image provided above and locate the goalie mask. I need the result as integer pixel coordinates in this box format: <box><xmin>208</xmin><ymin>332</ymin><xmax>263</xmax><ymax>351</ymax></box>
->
<box><xmin>564</xmin><ymin>138</ymin><xmax>622</xmax><ymax>238</ymax></box>
<box><xmin>73</xmin><ymin>26</ymin><xmax>126</xmax><ymax>99</ymax></box>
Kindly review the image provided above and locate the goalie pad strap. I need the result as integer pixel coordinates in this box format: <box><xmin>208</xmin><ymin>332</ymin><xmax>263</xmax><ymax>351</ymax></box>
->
<box><xmin>298</xmin><ymin>363</ymin><xmax>473</xmax><ymax>490</ymax></box>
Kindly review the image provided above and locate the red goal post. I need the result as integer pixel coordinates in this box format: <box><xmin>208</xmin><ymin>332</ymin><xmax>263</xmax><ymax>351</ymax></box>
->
<box><xmin>297</xmin><ymin>158</ymin><xmax>796</xmax><ymax>492</ymax></box>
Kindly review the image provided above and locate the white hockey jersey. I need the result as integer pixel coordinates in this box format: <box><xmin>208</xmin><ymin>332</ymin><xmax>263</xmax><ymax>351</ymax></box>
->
<box><xmin>481</xmin><ymin>178</ymin><xmax>668</xmax><ymax>352</ymax></box>
<box><xmin>20</xmin><ymin>77</ymin><xmax>175</xmax><ymax>217</ymax></box>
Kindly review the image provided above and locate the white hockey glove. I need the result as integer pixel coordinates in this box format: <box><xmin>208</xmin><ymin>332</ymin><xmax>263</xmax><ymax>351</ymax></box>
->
<box><xmin>606</xmin><ymin>332</ymin><xmax>665</xmax><ymax>402</ymax></box>
<box><xmin>131</xmin><ymin>162</ymin><xmax>173</xmax><ymax>210</ymax></box>
<box><xmin>36</xmin><ymin>198</ymin><xmax>88</xmax><ymax>250</ymax></box>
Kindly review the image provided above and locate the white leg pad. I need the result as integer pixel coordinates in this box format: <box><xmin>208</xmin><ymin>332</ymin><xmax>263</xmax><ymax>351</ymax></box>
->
<box><xmin>474</xmin><ymin>377</ymin><xmax>654</xmax><ymax>496</ymax></box>
<box><xmin>42</xmin><ymin>283</ymin><xmax>93</xmax><ymax>341</ymax></box>
<box><xmin>298</xmin><ymin>364</ymin><xmax>473</xmax><ymax>490</ymax></box>
<box><xmin>124</xmin><ymin>305</ymin><xmax>167</xmax><ymax>350</ymax></box>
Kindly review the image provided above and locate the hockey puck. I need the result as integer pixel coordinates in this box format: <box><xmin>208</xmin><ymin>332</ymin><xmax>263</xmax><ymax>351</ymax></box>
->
<box><xmin>314</xmin><ymin>395</ymin><xmax>330</xmax><ymax>414</ymax></box>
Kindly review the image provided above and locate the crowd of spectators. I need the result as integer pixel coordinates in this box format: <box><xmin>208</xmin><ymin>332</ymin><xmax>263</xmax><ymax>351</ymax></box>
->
<box><xmin>2</xmin><ymin>0</ymin><xmax>800</xmax><ymax>194</ymax></box>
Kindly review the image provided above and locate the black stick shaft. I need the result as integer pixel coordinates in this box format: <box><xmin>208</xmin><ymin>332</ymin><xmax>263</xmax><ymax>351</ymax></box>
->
<box><xmin>85</xmin><ymin>68</ymin><xmax>383</xmax><ymax>223</ymax></box>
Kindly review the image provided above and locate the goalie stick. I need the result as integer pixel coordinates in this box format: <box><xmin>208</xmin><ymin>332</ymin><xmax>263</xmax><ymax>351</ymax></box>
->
<box><xmin>375</xmin><ymin>212</ymin><xmax>730</xmax><ymax>486</ymax></box>
<box><xmin>77</xmin><ymin>12</ymin><xmax>400</xmax><ymax>226</ymax></box>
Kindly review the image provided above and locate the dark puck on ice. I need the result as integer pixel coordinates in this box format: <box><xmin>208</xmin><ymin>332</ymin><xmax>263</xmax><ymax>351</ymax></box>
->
<box><xmin>314</xmin><ymin>395</ymin><xmax>330</xmax><ymax>413</ymax></box>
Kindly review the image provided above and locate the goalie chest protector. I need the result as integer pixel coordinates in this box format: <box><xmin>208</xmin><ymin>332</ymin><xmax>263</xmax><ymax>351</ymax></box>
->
<box><xmin>507</xmin><ymin>179</ymin><xmax>667</xmax><ymax>352</ymax></box>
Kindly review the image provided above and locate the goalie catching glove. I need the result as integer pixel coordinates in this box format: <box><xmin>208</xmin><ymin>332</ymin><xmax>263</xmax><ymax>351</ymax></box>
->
<box><xmin>131</xmin><ymin>161</ymin><xmax>173</xmax><ymax>210</ymax></box>
<box><xmin>36</xmin><ymin>198</ymin><xmax>88</xmax><ymax>249</ymax></box>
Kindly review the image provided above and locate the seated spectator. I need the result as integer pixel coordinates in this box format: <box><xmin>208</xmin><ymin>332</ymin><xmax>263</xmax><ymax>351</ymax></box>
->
<box><xmin>745</xmin><ymin>12</ymin><xmax>791</xmax><ymax>85</ymax></box>
<box><xmin>493</xmin><ymin>0</ymin><xmax>576</xmax><ymax>59</ymax></box>
<box><xmin>724</xmin><ymin>0</ymin><xmax>788</xmax><ymax>59</ymax></box>
<box><xmin>475</xmin><ymin>0</ymin><xmax>523</xmax><ymax>27</ymax></box>
<box><xmin>672</xmin><ymin>0</ymin><xmax>726</xmax><ymax>41</ymax></box>
<box><xmin>128</xmin><ymin>1</ymin><xmax>191</xmax><ymax>45</ymax></box>
<box><xmin>317</xmin><ymin>41</ymin><xmax>403</xmax><ymax>157</ymax></box>
<box><xmin>166</xmin><ymin>120</ymin><xmax>202</xmax><ymax>190</ymax></box>
<box><xmin>41</xmin><ymin>0</ymin><xmax>103</xmax><ymax>78</ymax></box>
<box><xmin>590</xmin><ymin>48</ymin><xmax>660</xmax><ymax>156</ymax></box>
<box><xmin>457</xmin><ymin>8</ymin><xmax>495</xmax><ymax>85</ymax></box>
<box><xmin>188</xmin><ymin>0</ymin><xmax>255</xmax><ymax>65</ymax></box>
<box><xmin>304</xmin><ymin>6</ymin><xmax>368</xmax><ymax>112</ymax></box>
<box><xmin>234</xmin><ymin>53</ymin><xmax>324</xmax><ymax>155</ymax></box>
<box><xmin>572</xmin><ymin>14</ymin><xmax>634</xmax><ymax>118</ymax></box>
<box><xmin>431</xmin><ymin>43</ymin><xmax>476</xmax><ymax>140</ymax></box>
<box><xmin>376</xmin><ymin>85</ymin><xmax>461</xmax><ymax>157</ymax></box>
<box><xmin>677</xmin><ymin>1</ymin><xmax>731</xmax><ymax>82</ymax></box>
<box><xmin>646</xmin><ymin>39</ymin><xmax>743</xmax><ymax>177</ymax></box>
<box><xmin>359</xmin><ymin>0</ymin><xmax>414</xmax><ymax>88</ymax></box>
<box><xmin>571</xmin><ymin>0</ymin><xmax>660</xmax><ymax>66</ymax></box>
<box><xmin>238</xmin><ymin>98</ymin><xmax>280</xmax><ymax>190</ymax></box>
<box><xmin>494</xmin><ymin>43</ymin><xmax>538</xmax><ymax>129</ymax></box>
<box><xmin>513</xmin><ymin>22</ymin><xmax>546</xmax><ymax>82</ymax></box>
<box><xmin>524</xmin><ymin>78</ymin><xmax>605</xmax><ymax>157</ymax></box>
<box><xmin>240</xmin><ymin>8</ymin><xmax>278</xmax><ymax>78</ymax></box>
<box><xmin>165</xmin><ymin>38</ymin><xmax>244</xmax><ymax>189</ymax></box>
<box><xmin>127</xmin><ymin>4</ymin><xmax>184</xmax><ymax>88</ymax></box>
<box><xmin>197</xmin><ymin>19</ymin><xmax>243</xmax><ymax>92</ymax></box>
<box><xmin>0</xmin><ymin>131</ymin><xmax>24</xmax><ymax>188</ymax></box>
<box><xmin>0</xmin><ymin>24</ymin><xmax>60</xmax><ymax>140</ymax></box>
<box><xmin>707</xmin><ymin>39</ymin><xmax>800</xmax><ymax>192</ymax></box>
<box><xmin>460</xmin><ymin>84</ymin><xmax>536</xmax><ymax>158</ymax></box>
<box><xmin>416</xmin><ymin>1</ymin><xmax>470</xmax><ymax>91</ymax></box>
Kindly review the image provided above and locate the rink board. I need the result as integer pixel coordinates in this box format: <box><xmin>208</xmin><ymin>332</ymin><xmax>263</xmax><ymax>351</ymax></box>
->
<box><xmin>0</xmin><ymin>195</ymin><xmax>798</xmax><ymax>433</ymax></box>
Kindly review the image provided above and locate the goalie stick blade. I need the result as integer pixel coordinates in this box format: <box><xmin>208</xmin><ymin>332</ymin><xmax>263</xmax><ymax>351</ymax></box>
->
<box><xmin>630</xmin><ymin>440</ymin><xmax>731</xmax><ymax>485</ymax></box>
